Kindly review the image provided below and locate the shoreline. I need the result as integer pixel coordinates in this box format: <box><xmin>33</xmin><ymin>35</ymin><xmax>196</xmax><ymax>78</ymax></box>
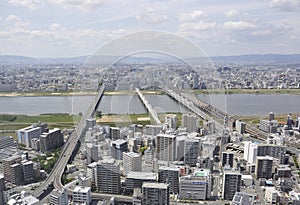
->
<box><xmin>0</xmin><ymin>89</ymin><xmax>299</xmax><ymax>97</ymax></box>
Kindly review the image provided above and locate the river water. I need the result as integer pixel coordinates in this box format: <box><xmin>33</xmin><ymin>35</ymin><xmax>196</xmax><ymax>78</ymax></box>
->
<box><xmin>0</xmin><ymin>94</ymin><xmax>299</xmax><ymax>116</ymax></box>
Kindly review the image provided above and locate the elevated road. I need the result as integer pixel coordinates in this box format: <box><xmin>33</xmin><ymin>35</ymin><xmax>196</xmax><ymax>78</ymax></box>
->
<box><xmin>32</xmin><ymin>86</ymin><xmax>105</xmax><ymax>199</ymax></box>
<box><xmin>164</xmin><ymin>87</ymin><xmax>269</xmax><ymax>139</ymax></box>
<box><xmin>136</xmin><ymin>88</ymin><xmax>161</xmax><ymax>125</ymax></box>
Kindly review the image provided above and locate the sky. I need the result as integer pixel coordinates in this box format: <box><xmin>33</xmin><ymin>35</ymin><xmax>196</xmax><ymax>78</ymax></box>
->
<box><xmin>0</xmin><ymin>0</ymin><xmax>300</xmax><ymax>58</ymax></box>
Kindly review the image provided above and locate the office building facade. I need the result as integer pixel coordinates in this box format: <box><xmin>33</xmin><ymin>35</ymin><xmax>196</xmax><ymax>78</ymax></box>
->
<box><xmin>182</xmin><ymin>113</ymin><xmax>199</xmax><ymax>133</ymax></box>
<box><xmin>142</xmin><ymin>183</ymin><xmax>169</xmax><ymax>205</ymax></box>
<box><xmin>256</xmin><ymin>156</ymin><xmax>273</xmax><ymax>179</ymax></box>
<box><xmin>123</xmin><ymin>152</ymin><xmax>142</xmax><ymax>176</ymax></box>
<box><xmin>156</xmin><ymin>134</ymin><xmax>176</xmax><ymax>162</ymax></box>
<box><xmin>96</xmin><ymin>157</ymin><xmax>121</xmax><ymax>194</ymax></box>
<box><xmin>223</xmin><ymin>171</ymin><xmax>241</xmax><ymax>200</ymax></box>
<box><xmin>158</xmin><ymin>166</ymin><xmax>180</xmax><ymax>194</ymax></box>
<box><xmin>40</xmin><ymin>128</ymin><xmax>64</xmax><ymax>153</ymax></box>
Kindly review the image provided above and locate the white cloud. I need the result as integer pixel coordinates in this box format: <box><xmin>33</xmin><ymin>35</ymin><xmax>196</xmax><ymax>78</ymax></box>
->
<box><xmin>49</xmin><ymin>23</ymin><xmax>62</xmax><ymax>31</ymax></box>
<box><xmin>223</xmin><ymin>21</ymin><xmax>256</xmax><ymax>31</ymax></box>
<box><xmin>9</xmin><ymin>0</ymin><xmax>44</xmax><ymax>9</ymax></box>
<box><xmin>179</xmin><ymin>21</ymin><xmax>216</xmax><ymax>31</ymax></box>
<box><xmin>49</xmin><ymin>0</ymin><xmax>105</xmax><ymax>11</ymax></box>
<box><xmin>136</xmin><ymin>6</ymin><xmax>168</xmax><ymax>25</ymax></box>
<box><xmin>224</xmin><ymin>9</ymin><xmax>239</xmax><ymax>17</ymax></box>
<box><xmin>0</xmin><ymin>16</ymin><xmax>2</xmax><ymax>21</ymax></box>
<box><xmin>179</xmin><ymin>10</ymin><xmax>206</xmax><ymax>22</ymax></box>
<box><xmin>6</xmin><ymin>15</ymin><xmax>21</xmax><ymax>21</ymax></box>
<box><xmin>270</xmin><ymin>0</ymin><xmax>300</xmax><ymax>11</ymax></box>
<box><xmin>15</xmin><ymin>21</ymin><xmax>30</xmax><ymax>28</ymax></box>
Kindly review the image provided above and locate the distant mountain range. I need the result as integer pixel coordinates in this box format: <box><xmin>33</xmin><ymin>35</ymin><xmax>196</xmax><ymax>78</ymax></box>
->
<box><xmin>1</xmin><ymin>54</ymin><xmax>300</xmax><ymax>65</ymax></box>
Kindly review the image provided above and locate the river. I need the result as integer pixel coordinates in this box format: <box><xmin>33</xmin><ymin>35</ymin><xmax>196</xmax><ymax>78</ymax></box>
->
<box><xmin>0</xmin><ymin>94</ymin><xmax>299</xmax><ymax>116</ymax></box>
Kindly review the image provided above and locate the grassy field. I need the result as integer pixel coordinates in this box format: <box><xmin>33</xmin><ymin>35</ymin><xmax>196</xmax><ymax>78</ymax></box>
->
<box><xmin>97</xmin><ymin>112</ymin><xmax>183</xmax><ymax>127</ymax></box>
<box><xmin>193</xmin><ymin>88</ymin><xmax>300</xmax><ymax>95</ymax></box>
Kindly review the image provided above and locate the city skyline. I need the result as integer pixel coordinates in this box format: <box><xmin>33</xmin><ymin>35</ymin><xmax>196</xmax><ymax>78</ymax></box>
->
<box><xmin>0</xmin><ymin>0</ymin><xmax>300</xmax><ymax>57</ymax></box>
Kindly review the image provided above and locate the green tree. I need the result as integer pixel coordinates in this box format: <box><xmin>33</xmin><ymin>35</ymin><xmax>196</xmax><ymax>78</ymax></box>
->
<box><xmin>96</xmin><ymin>111</ymin><xmax>102</xmax><ymax>118</ymax></box>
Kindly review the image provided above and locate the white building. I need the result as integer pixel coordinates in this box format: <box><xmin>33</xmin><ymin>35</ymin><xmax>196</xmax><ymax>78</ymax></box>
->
<box><xmin>156</xmin><ymin>134</ymin><xmax>176</xmax><ymax>162</ymax></box>
<box><xmin>72</xmin><ymin>186</ymin><xmax>91</xmax><ymax>205</ymax></box>
<box><xmin>86</xmin><ymin>143</ymin><xmax>98</xmax><ymax>164</ymax></box>
<box><xmin>87</xmin><ymin>162</ymin><xmax>97</xmax><ymax>188</ymax></box>
<box><xmin>50</xmin><ymin>188</ymin><xmax>68</xmax><ymax>205</ymax></box>
<box><xmin>179</xmin><ymin>169</ymin><xmax>211</xmax><ymax>200</ymax></box>
<box><xmin>123</xmin><ymin>152</ymin><xmax>142</xmax><ymax>176</ymax></box>
<box><xmin>243</xmin><ymin>141</ymin><xmax>257</xmax><ymax>164</ymax></box>
<box><xmin>182</xmin><ymin>113</ymin><xmax>199</xmax><ymax>133</ymax></box>
<box><xmin>17</xmin><ymin>125</ymin><xmax>41</xmax><ymax>148</ymax></box>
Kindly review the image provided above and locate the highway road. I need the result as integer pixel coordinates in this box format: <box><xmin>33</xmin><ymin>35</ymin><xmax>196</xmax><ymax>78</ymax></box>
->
<box><xmin>136</xmin><ymin>88</ymin><xmax>161</xmax><ymax>125</ymax></box>
<box><xmin>32</xmin><ymin>86</ymin><xmax>105</xmax><ymax>199</ymax></box>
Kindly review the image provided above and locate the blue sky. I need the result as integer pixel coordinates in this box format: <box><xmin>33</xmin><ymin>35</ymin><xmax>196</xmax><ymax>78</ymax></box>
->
<box><xmin>0</xmin><ymin>0</ymin><xmax>300</xmax><ymax>57</ymax></box>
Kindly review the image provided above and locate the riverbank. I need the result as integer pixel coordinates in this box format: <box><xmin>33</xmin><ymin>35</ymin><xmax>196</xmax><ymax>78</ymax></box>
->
<box><xmin>0</xmin><ymin>91</ymin><xmax>98</xmax><ymax>97</ymax></box>
<box><xmin>238</xmin><ymin>112</ymin><xmax>300</xmax><ymax>125</ymax></box>
<box><xmin>193</xmin><ymin>88</ymin><xmax>300</xmax><ymax>95</ymax></box>
<box><xmin>0</xmin><ymin>90</ymin><xmax>164</xmax><ymax>97</ymax></box>
<box><xmin>1</xmin><ymin>88</ymin><xmax>300</xmax><ymax>97</ymax></box>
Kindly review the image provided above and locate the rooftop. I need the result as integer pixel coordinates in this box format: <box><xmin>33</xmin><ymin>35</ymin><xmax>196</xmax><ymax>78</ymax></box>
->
<box><xmin>127</xmin><ymin>172</ymin><xmax>157</xmax><ymax>180</ymax></box>
<box><xmin>73</xmin><ymin>186</ymin><xmax>91</xmax><ymax>193</ymax></box>
<box><xmin>142</xmin><ymin>182</ymin><xmax>169</xmax><ymax>189</ymax></box>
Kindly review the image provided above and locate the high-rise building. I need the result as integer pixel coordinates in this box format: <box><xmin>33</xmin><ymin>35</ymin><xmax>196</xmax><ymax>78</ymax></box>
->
<box><xmin>10</xmin><ymin>163</ymin><xmax>24</xmax><ymax>185</ymax></box>
<box><xmin>222</xmin><ymin>152</ymin><xmax>234</xmax><ymax>168</ymax></box>
<box><xmin>179</xmin><ymin>169</ymin><xmax>212</xmax><ymax>200</ymax></box>
<box><xmin>17</xmin><ymin>125</ymin><xmax>42</xmax><ymax>148</ymax></box>
<box><xmin>255</xmin><ymin>156</ymin><xmax>273</xmax><ymax>179</ymax></box>
<box><xmin>223</xmin><ymin>171</ymin><xmax>241</xmax><ymax>200</ymax></box>
<box><xmin>111</xmin><ymin>139</ymin><xmax>128</xmax><ymax>160</ymax></box>
<box><xmin>243</xmin><ymin>141</ymin><xmax>258</xmax><ymax>164</ymax></box>
<box><xmin>0</xmin><ymin>175</ymin><xmax>5</xmax><ymax>205</ymax></box>
<box><xmin>257</xmin><ymin>144</ymin><xmax>286</xmax><ymax>161</ymax></box>
<box><xmin>2</xmin><ymin>155</ymin><xmax>22</xmax><ymax>183</ymax></box>
<box><xmin>86</xmin><ymin>143</ymin><xmax>98</xmax><ymax>164</ymax></box>
<box><xmin>144</xmin><ymin>125</ymin><xmax>162</xmax><ymax>136</ymax></box>
<box><xmin>0</xmin><ymin>136</ymin><xmax>16</xmax><ymax>150</ymax></box>
<box><xmin>40</xmin><ymin>128</ymin><xmax>64</xmax><ymax>153</ymax></box>
<box><xmin>123</xmin><ymin>152</ymin><xmax>142</xmax><ymax>176</ymax></box>
<box><xmin>110</xmin><ymin>127</ymin><xmax>121</xmax><ymax>140</ymax></box>
<box><xmin>165</xmin><ymin>114</ymin><xmax>177</xmax><ymax>129</ymax></box>
<box><xmin>142</xmin><ymin>183</ymin><xmax>169</xmax><ymax>205</ymax></box>
<box><xmin>144</xmin><ymin>147</ymin><xmax>154</xmax><ymax>164</ymax></box>
<box><xmin>72</xmin><ymin>186</ymin><xmax>91</xmax><ymax>205</ymax></box>
<box><xmin>96</xmin><ymin>157</ymin><xmax>121</xmax><ymax>194</ymax></box>
<box><xmin>269</xmin><ymin>112</ymin><xmax>275</xmax><ymax>121</ymax></box>
<box><xmin>125</xmin><ymin>172</ymin><xmax>157</xmax><ymax>194</ymax></box>
<box><xmin>50</xmin><ymin>188</ymin><xmax>68</xmax><ymax>205</ymax></box>
<box><xmin>87</xmin><ymin>162</ymin><xmax>97</xmax><ymax>190</ymax></box>
<box><xmin>182</xmin><ymin>113</ymin><xmax>199</xmax><ymax>133</ymax></box>
<box><xmin>192</xmin><ymin>74</ymin><xmax>199</xmax><ymax>89</ymax></box>
<box><xmin>184</xmin><ymin>137</ymin><xmax>200</xmax><ymax>166</ymax></box>
<box><xmin>158</xmin><ymin>166</ymin><xmax>180</xmax><ymax>194</ymax></box>
<box><xmin>259</xmin><ymin>119</ymin><xmax>278</xmax><ymax>133</ymax></box>
<box><xmin>235</xmin><ymin>120</ymin><xmax>246</xmax><ymax>134</ymax></box>
<box><xmin>156</xmin><ymin>134</ymin><xmax>176</xmax><ymax>162</ymax></box>
<box><xmin>22</xmin><ymin>160</ymin><xmax>34</xmax><ymax>183</ymax></box>
<box><xmin>243</xmin><ymin>141</ymin><xmax>251</xmax><ymax>161</ymax></box>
